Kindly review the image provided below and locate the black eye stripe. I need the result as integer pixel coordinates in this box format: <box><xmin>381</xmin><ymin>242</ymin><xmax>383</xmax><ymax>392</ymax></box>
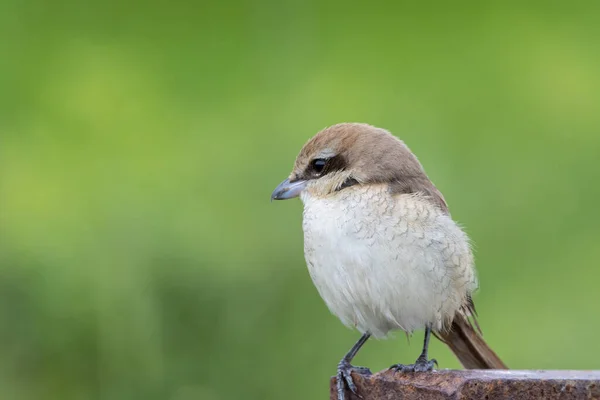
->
<box><xmin>301</xmin><ymin>154</ymin><xmax>349</xmax><ymax>180</ymax></box>
<box><xmin>338</xmin><ymin>177</ymin><xmax>358</xmax><ymax>190</ymax></box>
<box><xmin>321</xmin><ymin>154</ymin><xmax>348</xmax><ymax>175</ymax></box>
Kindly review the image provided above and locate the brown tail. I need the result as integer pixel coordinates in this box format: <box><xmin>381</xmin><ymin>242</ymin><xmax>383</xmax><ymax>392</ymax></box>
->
<box><xmin>435</xmin><ymin>314</ymin><xmax>508</xmax><ymax>369</ymax></box>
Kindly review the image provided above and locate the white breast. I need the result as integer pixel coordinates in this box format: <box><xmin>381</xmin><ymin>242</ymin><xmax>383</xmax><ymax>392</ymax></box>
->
<box><xmin>301</xmin><ymin>185</ymin><xmax>476</xmax><ymax>338</ymax></box>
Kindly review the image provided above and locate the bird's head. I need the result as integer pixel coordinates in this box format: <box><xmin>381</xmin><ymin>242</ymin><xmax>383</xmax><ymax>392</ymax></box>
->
<box><xmin>271</xmin><ymin>123</ymin><xmax>445</xmax><ymax>208</ymax></box>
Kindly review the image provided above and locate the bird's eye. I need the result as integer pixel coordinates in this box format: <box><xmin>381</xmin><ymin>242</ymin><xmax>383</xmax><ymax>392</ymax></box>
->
<box><xmin>312</xmin><ymin>159</ymin><xmax>327</xmax><ymax>174</ymax></box>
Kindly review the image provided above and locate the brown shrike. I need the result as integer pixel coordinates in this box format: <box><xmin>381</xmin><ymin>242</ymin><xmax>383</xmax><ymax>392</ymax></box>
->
<box><xmin>271</xmin><ymin>123</ymin><xmax>506</xmax><ymax>400</ymax></box>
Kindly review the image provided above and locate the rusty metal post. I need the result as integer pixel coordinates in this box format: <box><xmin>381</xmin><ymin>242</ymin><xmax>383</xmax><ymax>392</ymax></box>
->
<box><xmin>330</xmin><ymin>369</ymin><xmax>600</xmax><ymax>399</ymax></box>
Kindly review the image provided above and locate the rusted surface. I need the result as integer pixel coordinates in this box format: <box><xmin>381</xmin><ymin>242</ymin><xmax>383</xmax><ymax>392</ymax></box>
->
<box><xmin>330</xmin><ymin>369</ymin><xmax>600</xmax><ymax>399</ymax></box>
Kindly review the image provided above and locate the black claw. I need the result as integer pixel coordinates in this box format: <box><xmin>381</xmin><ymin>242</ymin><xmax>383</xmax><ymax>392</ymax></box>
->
<box><xmin>336</xmin><ymin>359</ymin><xmax>372</xmax><ymax>400</ymax></box>
<box><xmin>344</xmin><ymin>376</ymin><xmax>358</xmax><ymax>395</ymax></box>
<box><xmin>389</xmin><ymin>357</ymin><xmax>437</xmax><ymax>373</ymax></box>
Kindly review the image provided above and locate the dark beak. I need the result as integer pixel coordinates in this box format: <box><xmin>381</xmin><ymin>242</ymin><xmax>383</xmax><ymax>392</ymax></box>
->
<box><xmin>271</xmin><ymin>178</ymin><xmax>308</xmax><ymax>201</ymax></box>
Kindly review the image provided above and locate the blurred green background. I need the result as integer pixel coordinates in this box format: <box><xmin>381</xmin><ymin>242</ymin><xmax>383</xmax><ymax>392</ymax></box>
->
<box><xmin>2</xmin><ymin>1</ymin><xmax>600</xmax><ymax>399</ymax></box>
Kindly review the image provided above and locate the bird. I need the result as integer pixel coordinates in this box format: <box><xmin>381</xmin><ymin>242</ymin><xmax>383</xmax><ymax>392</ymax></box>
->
<box><xmin>271</xmin><ymin>123</ymin><xmax>507</xmax><ymax>400</ymax></box>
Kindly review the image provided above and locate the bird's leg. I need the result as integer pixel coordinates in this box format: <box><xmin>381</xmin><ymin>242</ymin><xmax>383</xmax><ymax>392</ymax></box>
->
<box><xmin>390</xmin><ymin>326</ymin><xmax>438</xmax><ymax>373</ymax></box>
<box><xmin>336</xmin><ymin>333</ymin><xmax>372</xmax><ymax>400</ymax></box>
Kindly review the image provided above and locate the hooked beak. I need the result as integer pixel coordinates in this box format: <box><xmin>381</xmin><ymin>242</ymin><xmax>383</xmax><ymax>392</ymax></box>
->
<box><xmin>271</xmin><ymin>178</ymin><xmax>307</xmax><ymax>201</ymax></box>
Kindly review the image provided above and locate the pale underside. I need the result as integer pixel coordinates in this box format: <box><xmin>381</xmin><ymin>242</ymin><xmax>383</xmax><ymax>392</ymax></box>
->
<box><xmin>301</xmin><ymin>184</ymin><xmax>477</xmax><ymax>338</ymax></box>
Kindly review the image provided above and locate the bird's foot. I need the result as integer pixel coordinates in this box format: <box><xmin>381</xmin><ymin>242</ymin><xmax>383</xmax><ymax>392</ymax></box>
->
<box><xmin>389</xmin><ymin>356</ymin><xmax>437</xmax><ymax>373</ymax></box>
<box><xmin>336</xmin><ymin>359</ymin><xmax>372</xmax><ymax>400</ymax></box>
